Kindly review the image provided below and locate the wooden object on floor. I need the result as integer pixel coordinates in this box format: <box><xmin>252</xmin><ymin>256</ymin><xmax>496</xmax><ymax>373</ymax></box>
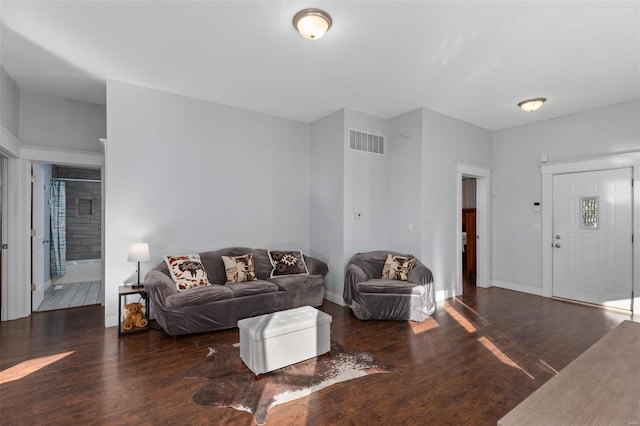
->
<box><xmin>499</xmin><ymin>320</ymin><xmax>640</xmax><ymax>426</ymax></box>
<box><xmin>0</xmin><ymin>287</ymin><xmax>633</xmax><ymax>424</ymax></box>
<box><xmin>118</xmin><ymin>285</ymin><xmax>150</xmax><ymax>336</ymax></box>
<box><xmin>463</xmin><ymin>208</ymin><xmax>476</xmax><ymax>279</ymax></box>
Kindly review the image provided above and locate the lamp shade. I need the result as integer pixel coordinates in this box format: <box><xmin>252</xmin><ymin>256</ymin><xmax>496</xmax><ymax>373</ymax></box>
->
<box><xmin>293</xmin><ymin>9</ymin><xmax>332</xmax><ymax>40</ymax></box>
<box><xmin>128</xmin><ymin>243</ymin><xmax>150</xmax><ymax>262</ymax></box>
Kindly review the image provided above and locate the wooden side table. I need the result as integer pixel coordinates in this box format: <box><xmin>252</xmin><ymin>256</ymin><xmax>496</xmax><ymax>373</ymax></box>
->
<box><xmin>118</xmin><ymin>285</ymin><xmax>150</xmax><ymax>336</ymax></box>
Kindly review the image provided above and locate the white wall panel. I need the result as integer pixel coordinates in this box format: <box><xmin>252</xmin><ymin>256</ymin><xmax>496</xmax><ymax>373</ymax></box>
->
<box><xmin>493</xmin><ymin>100</ymin><xmax>640</xmax><ymax>290</ymax></box>
<box><xmin>19</xmin><ymin>91</ymin><xmax>105</xmax><ymax>152</ymax></box>
<box><xmin>105</xmin><ymin>81</ymin><xmax>311</xmax><ymax>326</ymax></box>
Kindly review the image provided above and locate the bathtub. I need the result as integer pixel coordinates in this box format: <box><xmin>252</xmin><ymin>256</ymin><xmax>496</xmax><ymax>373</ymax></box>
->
<box><xmin>52</xmin><ymin>258</ymin><xmax>102</xmax><ymax>285</ymax></box>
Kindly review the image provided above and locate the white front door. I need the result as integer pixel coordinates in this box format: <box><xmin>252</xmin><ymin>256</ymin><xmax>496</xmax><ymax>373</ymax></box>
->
<box><xmin>552</xmin><ymin>168</ymin><xmax>633</xmax><ymax>310</ymax></box>
<box><xmin>31</xmin><ymin>164</ymin><xmax>47</xmax><ymax>310</ymax></box>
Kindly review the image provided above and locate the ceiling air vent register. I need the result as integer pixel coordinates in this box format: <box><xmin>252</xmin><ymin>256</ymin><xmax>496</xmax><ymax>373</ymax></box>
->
<box><xmin>349</xmin><ymin>129</ymin><xmax>385</xmax><ymax>155</ymax></box>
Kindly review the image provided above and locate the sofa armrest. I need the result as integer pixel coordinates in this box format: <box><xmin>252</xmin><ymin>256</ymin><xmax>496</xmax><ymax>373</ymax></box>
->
<box><xmin>408</xmin><ymin>261</ymin><xmax>433</xmax><ymax>286</ymax></box>
<box><xmin>304</xmin><ymin>255</ymin><xmax>329</xmax><ymax>277</ymax></box>
<box><xmin>144</xmin><ymin>269</ymin><xmax>178</xmax><ymax>308</ymax></box>
<box><xmin>343</xmin><ymin>262</ymin><xmax>368</xmax><ymax>305</ymax></box>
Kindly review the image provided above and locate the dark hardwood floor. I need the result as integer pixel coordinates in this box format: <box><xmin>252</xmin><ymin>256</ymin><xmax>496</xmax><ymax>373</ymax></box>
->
<box><xmin>1</xmin><ymin>286</ymin><xmax>632</xmax><ymax>425</ymax></box>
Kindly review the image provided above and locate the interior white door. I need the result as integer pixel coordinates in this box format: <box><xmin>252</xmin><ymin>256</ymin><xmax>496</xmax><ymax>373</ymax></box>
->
<box><xmin>552</xmin><ymin>168</ymin><xmax>633</xmax><ymax>310</ymax></box>
<box><xmin>31</xmin><ymin>164</ymin><xmax>46</xmax><ymax>310</ymax></box>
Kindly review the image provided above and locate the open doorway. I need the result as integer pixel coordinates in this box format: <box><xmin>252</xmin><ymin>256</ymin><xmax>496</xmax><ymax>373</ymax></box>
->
<box><xmin>456</xmin><ymin>163</ymin><xmax>490</xmax><ymax>296</ymax></box>
<box><xmin>462</xmin><ymin>177</ymin><xmax>477</xmax><ymax>292</ymax></box>
<box><xmin>32</xmin><ymin>164</ymin><xmax>104</xmax><ymax>312</ymax></box>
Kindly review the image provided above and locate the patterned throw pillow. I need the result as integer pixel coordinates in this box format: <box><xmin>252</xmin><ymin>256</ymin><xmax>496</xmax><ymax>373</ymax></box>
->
<box><xmin>268</xmin><ymin>250</ymin><xmax>309</xmax><ymax>278</ymax></box>
<box><xmin>381</xmin><ymin>254</ymin><xmax>416</xmax><ymax>281</ymax></box>
<box><xmin>164</xmin><ymin>254</ymin><xmax>210</xmax><ymax>291</ymax></box>
<box><xmin>221</xmin><ymin>253</ymin><xmax>257</xmax><ymax>284</ymax></box>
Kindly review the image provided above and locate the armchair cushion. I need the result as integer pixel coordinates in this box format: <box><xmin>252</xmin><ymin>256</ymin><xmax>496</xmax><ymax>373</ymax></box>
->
<box><xmin>356</xmin><ymin>279</ymin><xmax>425</xmax><ymax>295</ymax></box>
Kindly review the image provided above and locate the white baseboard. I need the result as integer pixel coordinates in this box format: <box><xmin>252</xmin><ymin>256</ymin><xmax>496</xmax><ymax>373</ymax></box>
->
<box><xmin>491</xmin><ymin>280</ymin><xmax>543</xmax><ymax>296</ymax></box>
<box><xmin>436</xmin><ymin>288</ymin><xmax>458</xmax><ymax>301</ymax></box>
<box><xmin>324</xmin><ymin>290</ymin><xmax>345</xmax><ymax>306</ymax></box>
<box><xmin>105</xmin><ymin>314</ymin><xmax>119</xmax><ymax>328</ymax></box>
<box><xmin>476</xmin><ymin>280</ymin><xmax>492</xmax><ymax>289</ymax></box>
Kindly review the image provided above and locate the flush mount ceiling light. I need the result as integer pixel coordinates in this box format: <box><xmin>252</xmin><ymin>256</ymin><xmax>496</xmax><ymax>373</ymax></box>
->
<box><xmin>517</xmin><ymin>97</ymin><xmax>547</xmax><ymax>112</ymax></box>
<box><xmin>293</xmin><ymin>8</ymin><xmax>332</xmax><ymax>40</ymax></box>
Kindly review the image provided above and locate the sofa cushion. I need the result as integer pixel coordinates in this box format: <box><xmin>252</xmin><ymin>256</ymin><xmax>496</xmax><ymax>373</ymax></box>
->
<box><xmin>268</xmin><ymin>250</ymin><xmax>309</xmax><ymax>278</ymax></box>
<box><xmin>222</xmin><ymin>253</ymin><xmax>258</xmax><ymax>284</ymax></box>
<box><xmin>164</xmin><ymin>254</ymin><xmax>211</xmax><ymax>291</ymax></box>
<box><xmin>228</xmin><ymin>280</ymin><xmax>279</xmax><ymax>298</ymax></box>
<box><xmin>165</xmin><ymin>284</ymin><xmax>233</xmax><ymax>308</ymax></box>
<box><xmin>381</xmin><ymin>254</ymin><xmax>415</xmax><ymax>281</ymax></box>
<box><xmin>269</xmin><ymin>274</ymin><xmax>324</xmax><ymax>291</ymax></box>
<box><xmin>356</xmin><ymin>279</ymin><xmax>425</xmax><ymax>295</ymax></box>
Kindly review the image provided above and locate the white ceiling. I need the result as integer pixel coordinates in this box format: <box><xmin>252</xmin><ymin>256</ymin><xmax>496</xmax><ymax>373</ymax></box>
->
<box><xmin>1</xmin><ymin>1</ymin><xmax>638</xmax><ymax>131</ymax></box>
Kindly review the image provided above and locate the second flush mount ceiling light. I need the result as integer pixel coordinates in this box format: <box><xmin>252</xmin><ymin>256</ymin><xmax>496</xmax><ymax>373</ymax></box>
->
<box><xmin>518</xmin><ymin>97</ymin><xmax>547</xmax><ymax>112</ymax></box>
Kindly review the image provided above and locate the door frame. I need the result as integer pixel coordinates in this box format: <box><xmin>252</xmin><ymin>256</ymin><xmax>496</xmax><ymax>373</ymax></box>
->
<box><xmin>31</xmin><ymin>163</ymin><xmax>50</xmax><ymax>310</ymax></box>
<box><xmin>1</xmin><ymin>145</ymin><xmax>104</xmax><ymax>321</ymax></box>
<box><xmin>541</xmin><ymin>152</ymin><xmax>639</xmax><ymax>313</ymax></box>
<box><xmin>456</xmin><ymin>162</ymin><xmax>490</xmax><ymax>294</ymax></box>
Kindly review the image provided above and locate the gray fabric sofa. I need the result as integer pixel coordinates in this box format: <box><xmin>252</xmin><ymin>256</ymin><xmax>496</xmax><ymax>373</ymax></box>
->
<box><xmin>343</xmin><ymin>250</ymin><xmax>435</xmax><ymax>322</ymax></box>
<box><xmin>144</xmin><ymin>247</ymin><xmax>328</xmax><ymax>336</ymax></box>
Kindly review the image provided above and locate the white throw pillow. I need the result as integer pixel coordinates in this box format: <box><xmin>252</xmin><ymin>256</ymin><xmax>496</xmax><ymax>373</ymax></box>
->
<box><xmin>164</xmin><ymin>253</ymin><xmax>210</xmax><ymax>291</ymax></box>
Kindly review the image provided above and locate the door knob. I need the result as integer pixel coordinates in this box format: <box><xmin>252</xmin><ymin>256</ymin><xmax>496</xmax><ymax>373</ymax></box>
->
<box><xmin>555</xmin><ymin>235</ymin><xmax>561</xmax><ymax>240</ymax></box>
<box><xmin>555</xmin><ymin>243</ymin><xmax>561</xmax><ymax>248</ymax></box>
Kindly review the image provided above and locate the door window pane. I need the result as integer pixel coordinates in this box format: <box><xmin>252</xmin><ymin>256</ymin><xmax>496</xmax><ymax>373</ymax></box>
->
<box><xmin>580</xmin><ymin>196</ymin><xmax>599</xmax><ymax>230</ymax></box>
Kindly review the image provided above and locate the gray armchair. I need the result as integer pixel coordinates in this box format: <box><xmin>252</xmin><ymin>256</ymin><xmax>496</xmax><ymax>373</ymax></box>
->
<box><xmin>343</xmin><ymin>250</ymin><xmax>435</xmax><ymax>322</ymax></box>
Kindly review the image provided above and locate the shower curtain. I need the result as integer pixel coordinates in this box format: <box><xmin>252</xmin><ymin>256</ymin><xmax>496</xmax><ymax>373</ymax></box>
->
<box><xmin>50</xmin><ymin>180</ymin><xmax>66</xmax><ymax>275</ymax></box>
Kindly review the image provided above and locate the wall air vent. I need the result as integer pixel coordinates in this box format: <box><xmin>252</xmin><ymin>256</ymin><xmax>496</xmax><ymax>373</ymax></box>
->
<box><xmin>349</xmin><ymin>129</ymin><xmax>384</xmax><ymax>155</ymax></box>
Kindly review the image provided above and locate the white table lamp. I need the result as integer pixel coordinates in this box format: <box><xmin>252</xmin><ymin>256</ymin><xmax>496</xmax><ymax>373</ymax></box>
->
<box><xmin>128</xmin><ymin>242</ymin><xmax>150</xmax><ymax>288</ymax></box>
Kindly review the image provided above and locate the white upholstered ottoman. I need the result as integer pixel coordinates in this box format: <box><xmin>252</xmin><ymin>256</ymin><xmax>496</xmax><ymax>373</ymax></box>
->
<box><xmin>238</xmin><ymin>306</ymin><xmax>332</xmax><ymax>378</ymax></box>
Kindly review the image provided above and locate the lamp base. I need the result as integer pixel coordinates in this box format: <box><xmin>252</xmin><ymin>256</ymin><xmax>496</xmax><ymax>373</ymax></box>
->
<box><xmin>131</xmin><ymin>283</ymin><xmax>144</xmax><ymax>289</ymax></box>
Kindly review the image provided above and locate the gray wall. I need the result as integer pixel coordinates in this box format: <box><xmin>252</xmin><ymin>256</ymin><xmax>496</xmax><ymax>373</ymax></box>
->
<box><xmin>387</xmin><ymin>109</ymin><xmax>424</xmax><ymax>255</ymax></box>
<box><xmin>54</xmin><ymin>166</ymin><xmax>102</xmax><ymax>261</ymax></box>
<box><xmin>310</xmin><ymin>106</ymin><xmax>492</xmax><ymax>303</ymax></box>
<box><xmin>0</xmin><ymin>66</ymin><xmax>20</xmax><ymax>137</ymax></box>
<box><xmin>492</xmin><ymin>100</ymin><xmax>640</xmax><ymax>292</ymax></box>
<box><xmin>421</xmin><ymin>108</ymin><xmax>493</xmax><ymax>298</ymax></box>
<box><xmin>19</xmin><ymin>91</ymin><xmax>105</xmax><ymax>152</ymax></box>
<box><xmin>343</xmin><ymin>110</ymin><xmax>389</xmax><ymax>264</ymax></box>
<box><xmin>309</xmin><ymin>108</ymin><xmax>389</xmax><ymax>304</ymax></box>
<box><xmin>309</xmin><ymin>110</ymin><xmax>345</xmax><ymax>303</ymax></box>
<box><xmin>104</xmin><ymin>80</ymin><xmax>311</xmax><ymax>326</ymax></box>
